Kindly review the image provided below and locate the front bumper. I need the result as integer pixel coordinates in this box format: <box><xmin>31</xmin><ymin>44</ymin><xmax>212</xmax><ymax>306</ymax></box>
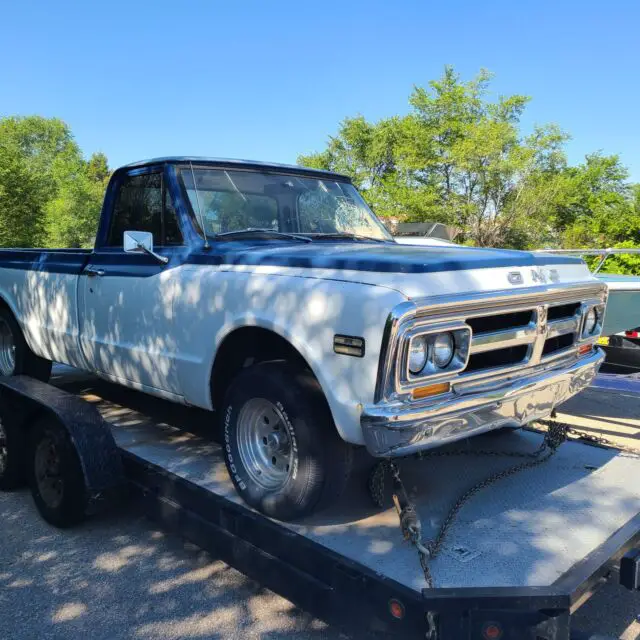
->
<box><xmin>361</xmin><ymin>348</ymin><xmax>604</xmax><ymax>457</ymax></box>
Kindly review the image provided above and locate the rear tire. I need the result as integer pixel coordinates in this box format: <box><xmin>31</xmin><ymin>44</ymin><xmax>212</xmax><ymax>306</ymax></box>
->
<box><xmin>221</xmin><ymin>362</ymin><xmax>353</xmax><ymax>521</ymax></box>
<box><xmin>0</xmin><ymin>307</ymin><xmax>52</xmax><ymax>381</ymax></box>
<box><xmin>28</xmin><ymin>418</ymin><xmax>88</xmax><ymax>528</ymax></box>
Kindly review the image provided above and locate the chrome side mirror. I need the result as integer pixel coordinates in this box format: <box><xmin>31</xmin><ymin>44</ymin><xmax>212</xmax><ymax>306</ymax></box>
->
<box><xmin>123</xmin><ymin>230</ymin><xmax>168</xmax><ymax>264</ymax></box>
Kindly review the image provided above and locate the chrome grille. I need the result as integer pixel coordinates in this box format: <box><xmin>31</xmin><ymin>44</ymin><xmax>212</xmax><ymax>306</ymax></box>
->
<box><xmin>374</xmin><ymin>282</ymin><xmax>608</xmax><ymax>404</ymax></box>
<box><xmin>465</xmin><ymin>300</ymin><xmax>584</xmax><ymax>374</ymax></box>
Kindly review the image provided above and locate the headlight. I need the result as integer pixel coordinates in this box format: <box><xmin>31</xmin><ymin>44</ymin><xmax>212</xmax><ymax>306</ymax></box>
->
<box><xmin>583</xmin><ymin>308</ymin><xmax>598</xmax><ymax>337</ymax></box>
<box><xmin>408</xmin><ymin>335</ymin><xmax>428</xmax><ymax>374</ymax></box>
<box><xmin>433</xmin><ymin>332</ymin><xmax>455</xmax><ymax>368</ymax></box>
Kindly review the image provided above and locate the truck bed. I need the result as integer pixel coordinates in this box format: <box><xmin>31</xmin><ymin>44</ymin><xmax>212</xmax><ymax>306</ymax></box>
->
<box><xmin>0</xmin><ymin>247</ymin><xmax>90</xmax><ymax>273</ymax></box>
<box><xmin>51</xmin><ymin>367</ymin><xmax>640</xmax><ymax>595</ymax></box>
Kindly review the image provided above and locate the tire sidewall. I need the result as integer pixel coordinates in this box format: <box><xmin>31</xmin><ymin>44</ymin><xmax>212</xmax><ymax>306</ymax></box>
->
<box><xmin>0</xmin><ymin>308</ymin><xmax>26</xmax><ymax>376</ymax></box>
<box><xmin>29</xmin><ymin>420</ymin><xmax>87</xmax><ymax>528</ymax></box>
<box><xmin>222</xmin><ymin>366</ymin><xmax>327</xmax><ymax>519</ymax></box>
<box><xmin>0</xmin><ymin>308</ymin><xmax>51</xmax><ymax>381</ymax></box>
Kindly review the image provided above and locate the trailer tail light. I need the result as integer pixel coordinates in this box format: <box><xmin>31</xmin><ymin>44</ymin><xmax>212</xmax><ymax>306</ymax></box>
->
<box><xmin>482</xmin><ymin>621</ymin><xmax>503</xmax><ymax>639</ymax></box>
<box><xmin>626</xmin><ymin>330</ymin><xmax>640</xmax><ymax>338</ymax></box>
<box><xmin>388</xmin><ymin>599</ymin><xmax>405</xmax><ymax>619</ymax></box>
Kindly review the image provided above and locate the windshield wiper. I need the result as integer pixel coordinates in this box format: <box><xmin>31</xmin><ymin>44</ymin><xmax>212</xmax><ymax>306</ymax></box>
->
<box><xmin>306</xmin><ymin>232</ymin><xmax>391</xmax><ymax>243</ymax></box>
<box><xmin>214</xmin><ymin>228</ymin><xmax>312</xmax><ymax>243</ymax></box>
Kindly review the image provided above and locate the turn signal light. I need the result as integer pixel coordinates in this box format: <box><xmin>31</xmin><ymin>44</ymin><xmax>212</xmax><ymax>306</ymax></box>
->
<box><xmin>578</xmin><ymin>344</ymin><xmax>593</xmax><ymax>356</ymax></box>
<box><xmin>412</xmin><ymin>382</ymin><xmax>451</xmax><ymax>400</ymax></box>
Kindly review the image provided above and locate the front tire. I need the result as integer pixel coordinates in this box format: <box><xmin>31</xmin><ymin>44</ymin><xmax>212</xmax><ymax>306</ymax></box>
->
<box><xmin>28</xmin><ymin>418</ymin><xmax>88</xmax><ymax>528</ymax></box>
<box><xmin>222</xmin><ymin>363</ymin><xmax>353</xmax><ymax>521</ymax></box>
<box><xmin>0</xmin><ymin>307</ymin><xmax>52</xmax><ymax>381</ymax></box>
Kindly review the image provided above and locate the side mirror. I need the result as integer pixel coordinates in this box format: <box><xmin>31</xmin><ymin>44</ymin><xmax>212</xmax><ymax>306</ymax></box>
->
<box><xmin>123</xmin><ymin>230</ymin><xmax>169</xmax><ymax>264</ymax></box>
<box><xmin>124</xmin><ymin>230</ymin><xmax>153</xmax><ymax>254</ymax></box>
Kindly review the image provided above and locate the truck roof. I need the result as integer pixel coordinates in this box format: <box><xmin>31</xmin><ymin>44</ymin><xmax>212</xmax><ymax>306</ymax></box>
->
<box><xmin>120</xmin><ymin>156</ymin><xmax>351</xmax><ymax>181</ymax></box>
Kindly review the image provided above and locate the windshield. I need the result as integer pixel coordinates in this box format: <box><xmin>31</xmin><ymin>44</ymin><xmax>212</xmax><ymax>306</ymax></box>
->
<box><xmin>179</xmin><ymin>167</ymin><xmax>393</xmax><ymax>241</ymax></box>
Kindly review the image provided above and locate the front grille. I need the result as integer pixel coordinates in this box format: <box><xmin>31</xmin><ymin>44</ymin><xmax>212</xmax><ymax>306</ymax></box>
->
<box><xmin>547</xmin><ymin>302</ymin><xmax>581</xmax><ymax>321</ymax></box>
<box><xmin>466</xmin><ymin>345</ymin><xmax>529</xmax><ymax>373</ymax></box>
<box><xmin>459</xmin><ymin>292</ymin><xmax>594</xmax><ymax>378</ymax></box>
<box><xmin>542</xmin><ymin>333</ymin><xmax>575</xmax><ymax>357</ymax></box>
<box><xmin>466</xmin><ymin>310</ymin><xmax>534</xmax><ymax>335</ymax></box>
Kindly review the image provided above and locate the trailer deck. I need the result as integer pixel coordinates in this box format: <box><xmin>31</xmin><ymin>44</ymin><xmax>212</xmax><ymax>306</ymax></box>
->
<box><xmin>30</xmin><ymin>367</ymin><xmax>640</xmax><ymax>638</ymax></box>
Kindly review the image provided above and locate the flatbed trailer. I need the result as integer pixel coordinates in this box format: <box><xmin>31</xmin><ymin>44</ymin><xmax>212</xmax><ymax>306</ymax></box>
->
<box><xmin>2</xmin><ymin>368</ymin><xmax>640</xmax><ymax>639</ymax></box>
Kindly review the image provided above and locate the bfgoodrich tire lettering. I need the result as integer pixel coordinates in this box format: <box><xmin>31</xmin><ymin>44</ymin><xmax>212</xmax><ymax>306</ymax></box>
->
<box><xmin>222</xmin><ymin>362</ymin><xmax>353</xmax><ymax>521</ymax></box>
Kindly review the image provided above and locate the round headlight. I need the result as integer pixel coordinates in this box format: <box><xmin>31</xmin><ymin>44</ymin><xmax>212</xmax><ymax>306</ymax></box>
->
<box><xmin>584</xmin><ymin>308</ymin><xmax>598</xmax><ymax>336</ymax></box>
<box><xmin>408</xmin><ymin>335</ymin><xmax>428</xmax><ymax>374</ymax></box>
<box><xmin>433</xmin><ymin>332</ymin><xmax>455</xmax><ymax>368</ymax></box>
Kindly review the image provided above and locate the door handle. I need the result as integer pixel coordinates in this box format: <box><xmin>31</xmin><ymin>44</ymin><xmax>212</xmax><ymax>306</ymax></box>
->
<box><xmin>85</xmin><ymin>267</ymin><xmax>105</xmax><ymax>277</ymax></box>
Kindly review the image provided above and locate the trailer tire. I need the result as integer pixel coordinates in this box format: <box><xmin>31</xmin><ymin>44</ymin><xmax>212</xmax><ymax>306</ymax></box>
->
<box><xmin>28</xmin><ymin>418</ymin><xmax>88</xmax><ymax>528</ymax></box>
<box><xmin>222</xmin><ymin>362</ymin><xmax>353</xmax><ymax>521</ymax></box>
<box><xmin>0</xmin><ymin>307</ymin><xmax>52</xmax><ymax>381</ymax></box>
<box><xmin>0</xmin><ymin>415</ymin><xmax>27</xmax><ymax>490</ymax></box>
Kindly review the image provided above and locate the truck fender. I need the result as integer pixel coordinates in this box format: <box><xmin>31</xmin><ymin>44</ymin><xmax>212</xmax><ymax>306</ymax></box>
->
<box><xmin>0</xmin><ymin>376</ymin><xmax>124</xmax><ymax>507</ymax></box>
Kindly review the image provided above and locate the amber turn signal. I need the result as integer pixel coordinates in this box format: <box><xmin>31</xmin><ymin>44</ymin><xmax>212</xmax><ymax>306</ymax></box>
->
<box><xmin>412</xmin><ymin>382</ymin><xmax>451</xmax><ymax>400</ymax></box>
<box><xmin>578</xmin><ymin>344</ymin><xmax>593</xmax><ymax>356</ymax></box>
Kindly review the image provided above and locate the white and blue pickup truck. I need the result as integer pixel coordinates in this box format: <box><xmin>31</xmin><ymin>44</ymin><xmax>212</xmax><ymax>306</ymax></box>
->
<box><xmin>0</xmin><ymin>157</ymin><xmax>608</xmax><ymax>519</ymax></box>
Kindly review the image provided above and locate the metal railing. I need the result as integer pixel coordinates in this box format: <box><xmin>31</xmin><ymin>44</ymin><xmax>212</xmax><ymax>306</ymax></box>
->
<box><xmin>536</xmin><ymin>248</ymin><xmax>640</xmax><ymax>274</ymax></box>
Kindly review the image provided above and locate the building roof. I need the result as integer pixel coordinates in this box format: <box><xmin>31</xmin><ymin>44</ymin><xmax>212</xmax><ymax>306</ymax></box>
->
<box><xmin>119</xmin><ymin>156</ymin><xmax>350</xmax><ymax>181</ymax></box>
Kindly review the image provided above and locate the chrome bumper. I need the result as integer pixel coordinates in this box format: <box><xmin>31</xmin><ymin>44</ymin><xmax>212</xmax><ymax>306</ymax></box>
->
<box><xmin>361</xmin><ymin>348</ymin><xmax>604</xmax><ymax>457</ymax></box>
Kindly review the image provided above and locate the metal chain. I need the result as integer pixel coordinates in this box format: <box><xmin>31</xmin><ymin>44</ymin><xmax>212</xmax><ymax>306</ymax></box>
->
<box><xmin>369</xmin><ymin>420</ymin><xmax>572</xmax><ymax>589</ymax></box>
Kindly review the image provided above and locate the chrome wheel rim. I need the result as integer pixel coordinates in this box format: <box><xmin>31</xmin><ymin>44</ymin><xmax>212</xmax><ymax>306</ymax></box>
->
<box><xmin>237</xmin><ymin>398</ymin><xmax>294</xmax><ymax>491</ymax></box>
<box><xmin>0</xmin><ymin>318</ymin><xmax>16</xmax><ymax>376</ymax></box>
<box><xmin>34</xmin><ymin>436</ymin><xmax>64</xmax><ymax>509</ymax></box>
<box><xmin>0</xmin><ymin>419</ymin><xmax>7</xmax><ymax>476</ymax></box>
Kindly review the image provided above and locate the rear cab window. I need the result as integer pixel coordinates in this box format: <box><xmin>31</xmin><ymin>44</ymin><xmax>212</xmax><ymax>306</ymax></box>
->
<box><xmin>107</xmin><ymin>171</ymin><xmax>182</xmax><ymax>247</ymax></box>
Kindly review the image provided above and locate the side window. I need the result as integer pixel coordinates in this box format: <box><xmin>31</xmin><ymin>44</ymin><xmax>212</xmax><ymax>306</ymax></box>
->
<box><xmin>107</xmin><ymin>172</ymin><xmax>183</xmax><ymax>247</ymax></box>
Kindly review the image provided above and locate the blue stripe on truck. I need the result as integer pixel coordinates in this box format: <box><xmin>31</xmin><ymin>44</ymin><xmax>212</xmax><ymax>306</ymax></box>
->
<box><xmin>0</xmin><ymin>242</ymin><xmax>583</xmax><ymax>277</ymax></box>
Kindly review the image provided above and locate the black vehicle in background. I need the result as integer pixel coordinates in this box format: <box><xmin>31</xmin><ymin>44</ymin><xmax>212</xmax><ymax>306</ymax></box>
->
<box><xmin>601</xmin><ymin>329</ymin><xmax>640</xmax><ymax>374</ymax></box>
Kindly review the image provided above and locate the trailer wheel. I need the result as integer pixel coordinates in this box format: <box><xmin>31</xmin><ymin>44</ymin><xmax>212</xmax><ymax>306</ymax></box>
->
<box><xmin>0</xmin><ymin>307</ymin><xmax>52</xmax><ymax>381</ymax></box>
<box><xmin>222</xmin><ymin>362</ymin><xmax>353</xmax><ymax>521</ymax></box>
<box><xmin>28</xmin><ymin>418</ymin><xmax>88</xmax><ymax>528</ymax></box>
<box><xmin>0</xmin><ymin>415</ymin><xmax>26</xmax><ymax>490</ymax></box>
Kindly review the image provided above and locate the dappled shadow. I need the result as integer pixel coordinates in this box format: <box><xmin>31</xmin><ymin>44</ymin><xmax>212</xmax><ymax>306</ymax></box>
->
<box><xmin>0</xmin><ymin>490</ymin><xmax>360</xmax><ymax>640</ymax></box>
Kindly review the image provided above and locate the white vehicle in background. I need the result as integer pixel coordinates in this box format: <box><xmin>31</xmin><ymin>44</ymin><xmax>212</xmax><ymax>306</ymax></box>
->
<box><xmin>0</xmin><ymin>157</ymin><xmax>607</xmax><ymax>520</ymax></box>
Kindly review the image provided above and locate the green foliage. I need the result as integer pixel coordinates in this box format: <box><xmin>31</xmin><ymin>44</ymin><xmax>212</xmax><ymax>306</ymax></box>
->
<box><xmin>0</xmin><ymin>116</ymin><xmax>109</xmax><ymax>248</ymax></box>
<box><xmin>299</xmin><ymin>66</ymin><xmax>638</xmax><ymax>259</ymax></box>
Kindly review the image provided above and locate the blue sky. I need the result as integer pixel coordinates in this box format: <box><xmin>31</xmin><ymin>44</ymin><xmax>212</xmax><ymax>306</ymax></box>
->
<box><xmin>1</xmin><ymin>0</ymin><xmax>639</xmax><ymax>180</ymax></box>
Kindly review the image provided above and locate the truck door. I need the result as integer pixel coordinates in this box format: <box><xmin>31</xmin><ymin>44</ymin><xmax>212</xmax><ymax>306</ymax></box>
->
<box><xmin>78</xmin><ymin>166</ymin><xmax>185</xmax><ymax>397</ymax></box>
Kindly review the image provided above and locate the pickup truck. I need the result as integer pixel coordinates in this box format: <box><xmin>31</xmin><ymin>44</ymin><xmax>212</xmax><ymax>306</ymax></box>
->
<box><xmin>0</xmin><ymin>157</ymin><xmax>607</xmax><ymax>520</ymax></box>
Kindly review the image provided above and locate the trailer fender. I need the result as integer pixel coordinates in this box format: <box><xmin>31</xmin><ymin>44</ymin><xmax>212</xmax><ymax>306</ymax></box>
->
<box><xmin>0</xmin><ymin>376</ymin><xmax>124</xmax><ymax>506</ymax></box>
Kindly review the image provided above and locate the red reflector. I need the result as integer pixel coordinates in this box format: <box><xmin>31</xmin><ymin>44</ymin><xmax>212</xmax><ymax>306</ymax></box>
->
<box><xmin>482</xmin><ymin>622</ymin><xmax>503</xmax><ymax>639</ymax></box>
<box><xmin>388</xmin><ymin>599</ymin><xmax>405</xmax><ymax>619</ymax></box>
<box><xmin>626</xmin><ymin>331</ymin><xmax>640</xmax><ymax>338</ymax></box>
<box><xmin>578</xmin><ymin>344</ymin><xmax>592</xmax><ymax>355</ymax></box>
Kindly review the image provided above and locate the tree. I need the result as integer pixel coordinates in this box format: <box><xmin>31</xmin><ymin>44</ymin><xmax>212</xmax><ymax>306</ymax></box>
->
<box><xmin>0</xmin><ymin>116</ymin><xmax>109</xmax><ymax>249</ymax></box>
<box><xmin>299</xmin><ymin>67</ymin><xmax>636</xmax><ymax>250</ymax></box>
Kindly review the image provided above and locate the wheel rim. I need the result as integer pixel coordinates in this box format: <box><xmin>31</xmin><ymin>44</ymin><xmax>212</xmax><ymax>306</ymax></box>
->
<box><xmin>0</xmin><ymin>419</ymin><xmax>7</xmax><ymax>476</ymax></box>
<box><xmin>34</xmin><ymin>436</ymin><xmax>64</xmax><ymax>509</ymax></box>
<box><xmin>0</xmin><ymin>318</ymin><xmax>16</xmax><ymax>376</ymax></box>
<box><xmin>236</xmin><ymin>398</ymin><xmax>294</xmax><ymax>491</ymax></box>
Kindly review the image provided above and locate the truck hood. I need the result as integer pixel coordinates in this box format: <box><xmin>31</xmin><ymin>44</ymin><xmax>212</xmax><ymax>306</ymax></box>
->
<box><xmin>212</xmin><ymin>241</ymin><xmax>582</xmax><ymax>274</ymax></box>
<box><xmin>204</xmin><ymin>241</ymin><xmax>591</xmax><ymax>299</ymax></box>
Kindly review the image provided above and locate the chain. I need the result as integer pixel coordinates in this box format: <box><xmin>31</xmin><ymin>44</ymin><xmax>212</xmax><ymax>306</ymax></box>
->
<box><xmin>369</xmin><ymin>420</ymin><xmax>571</xmax><ymax>590</ymax></box>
